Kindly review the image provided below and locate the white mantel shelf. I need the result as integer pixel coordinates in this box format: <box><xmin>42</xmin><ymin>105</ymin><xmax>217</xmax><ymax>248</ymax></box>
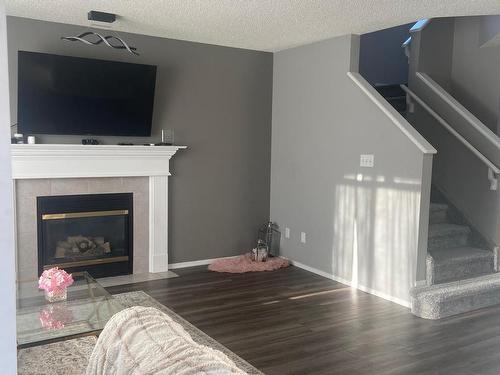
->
<box><xmin>11</xmin><ymin>143</ymin><xmax>186</xmax><ymax>274</ymax></box>
<box><xmin>11</xmin><ymin>144</ymin><xmax>187</xmax><ymax>179</ymax></box>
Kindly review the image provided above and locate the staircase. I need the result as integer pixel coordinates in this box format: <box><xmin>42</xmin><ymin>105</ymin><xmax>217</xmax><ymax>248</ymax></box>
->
<box><xmin>410</xmin><ymin>201</ymin><xmax>500</xmax><ymax>319</ymax></box>
<box><xmin>364</xmin><ymin>19</ymin><xmax>500</xmax><ymax>320</ymax></box>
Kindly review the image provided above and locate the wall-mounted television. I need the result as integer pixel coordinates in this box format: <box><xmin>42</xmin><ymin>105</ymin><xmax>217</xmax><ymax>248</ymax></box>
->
<box><xmin>17</xmin><ymin>51</ymin><xmax>157</xmax><ymax>136</ymax></box>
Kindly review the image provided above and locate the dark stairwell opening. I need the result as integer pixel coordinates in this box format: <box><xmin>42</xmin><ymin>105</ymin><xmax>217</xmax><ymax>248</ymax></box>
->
<box><xmin>359</xmin><ymin>23</ymin><xmax>413</xmax><ymax>115</ymax></box>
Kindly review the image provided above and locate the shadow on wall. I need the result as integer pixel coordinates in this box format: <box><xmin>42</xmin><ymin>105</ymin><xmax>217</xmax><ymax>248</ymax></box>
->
<box><xmin>332</xmin><ymin>171</ymin><xmax>421</xmax><ymax>301</ymax></box>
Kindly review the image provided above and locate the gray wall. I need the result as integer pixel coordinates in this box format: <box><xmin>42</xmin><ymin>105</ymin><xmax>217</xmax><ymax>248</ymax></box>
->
<box><xmin>411</xmin><ymin>16</ymin><xmax>500</xmax><ymax>135</ymax></box>
<box><xmin>479</xmin><ymin>15</ymin><xmax>500</xmax><ymax>47</ymax></box>
<box><xmin>414</xmin><ymin>18</ymin><xmax>455</xmax><ymax>91</ymax></box>
<box><xmin>0</xmin><ymin>4</ymin><xmax>17</xmax><ymax>373</ymax></box>
<box><xmin>451</xmin><ymin>16</ymin><xmax>500</xmax><ymax>134</ymax></box>
<box><xmin>271</xmin><ymin>34</ymin><xmax>431</xmax><ymax>304</ymax></box>
<box><xmin>7</xmin><ymin>16</ymin><xmax>273</xmax><ymax>263</ymax></box>
<box><xmin>359</xmin><ymin>23</ymin><xmax>412</xmax><ymax>86</ymax></box>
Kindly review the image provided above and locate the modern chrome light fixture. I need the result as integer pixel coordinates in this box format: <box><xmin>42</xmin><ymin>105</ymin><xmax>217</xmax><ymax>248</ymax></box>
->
<box><xmin>61</xmin><ymin>11</ymin><xmax>139</xmax><ymax>56</ymax></box>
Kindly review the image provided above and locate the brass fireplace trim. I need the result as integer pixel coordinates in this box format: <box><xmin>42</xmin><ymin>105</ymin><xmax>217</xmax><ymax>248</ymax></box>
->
<box><xmin>42</xmin><ymin>209</ymin><xmax>129</xmax><ymax>220</ymax></box>
<box><xmin>44</xmin><ymin>256</ymin><xmax>129</xmax><ymax>269</ymax></box>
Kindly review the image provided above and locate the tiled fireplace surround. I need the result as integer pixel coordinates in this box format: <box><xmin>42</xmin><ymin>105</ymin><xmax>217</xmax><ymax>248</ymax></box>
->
<box><xmin>16</xmin><ymin>177</ymin><xmax>149</xmax><ymax>281</ymax></box>
<box><xmin>11</xmin><ymin>144</ymin><xmax>185</xmax><ymax>282</ymax></box>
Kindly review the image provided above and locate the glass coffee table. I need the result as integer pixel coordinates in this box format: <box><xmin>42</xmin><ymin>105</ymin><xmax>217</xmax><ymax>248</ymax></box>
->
<box><xmin>16</xmin><ymin>272</ymin><xmax>124</xmax><ymax>348</ymax></box>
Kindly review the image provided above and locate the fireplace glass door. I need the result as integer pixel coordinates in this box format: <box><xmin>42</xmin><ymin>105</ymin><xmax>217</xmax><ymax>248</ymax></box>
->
<box><xmin>37</xmin><ymin>193</ymin><xmax>133</xmax><ymax>278</ymax></box>
<box><xmin>41</xmin><ymin>210</ymin><xmax>129</xmax><ymax>266</ymax></box>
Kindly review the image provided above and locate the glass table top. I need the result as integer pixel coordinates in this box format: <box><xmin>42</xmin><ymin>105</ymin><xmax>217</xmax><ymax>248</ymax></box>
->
<box><xmin>16</xmin><ymin>271</ymin><xmax>124</xmax><ymax>347</ymax></box>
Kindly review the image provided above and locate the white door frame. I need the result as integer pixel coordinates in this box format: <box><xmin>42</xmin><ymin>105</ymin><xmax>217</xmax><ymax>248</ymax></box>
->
<box><xmin>0</xmin><ymin>3</ymin><xmax>18</xmax><ymax>372</ymax></box>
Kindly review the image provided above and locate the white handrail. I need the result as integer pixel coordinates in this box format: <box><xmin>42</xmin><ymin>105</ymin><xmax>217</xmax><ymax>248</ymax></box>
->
<box><xmin>402</xmin><ymin>37</ymin><xmax>411</xmax><ymax>58</ymax></box>
<box><xmin>410</xmin><ymin>19</ymin><xmax>431</xmax><ymax>33</ymax></box>
<box><xmin>416</xmin><ymin>72</ymin><xmax>500</xmax><ymax>149</ymax></box>
<box><xmin>347</xmin><ymin>72</ymin><xmax>436</xmax><ymax>155</ymax></box>
<box><xmin>402</xmin><ymin>19</ymin><xmax>431</xmax><ymax>53</ymax></box>
<box><xmin>401</xmin><ymin>84</ymin><xmax>499</xmax><ymax>190</ymax></box>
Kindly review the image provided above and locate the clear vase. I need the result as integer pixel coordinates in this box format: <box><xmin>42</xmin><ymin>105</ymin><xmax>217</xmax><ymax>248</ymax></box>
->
<box><xmin>45</xmin><ymin>288</ymin><xmax>67</xmax><ymax>303</ymax></box>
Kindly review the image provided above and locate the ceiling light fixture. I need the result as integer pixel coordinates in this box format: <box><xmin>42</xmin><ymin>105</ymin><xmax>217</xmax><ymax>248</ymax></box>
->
<box><xmin>61</xmin><ymin>11</ymin><xmax>139</xmax><ymax>56</ymax></box>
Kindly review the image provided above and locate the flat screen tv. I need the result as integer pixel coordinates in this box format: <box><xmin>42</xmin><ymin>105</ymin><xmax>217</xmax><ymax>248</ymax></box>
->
<box><xmin>17</xmin><ymin>51</ymin><xmax>157</xmax><ymax>136</ymax></box>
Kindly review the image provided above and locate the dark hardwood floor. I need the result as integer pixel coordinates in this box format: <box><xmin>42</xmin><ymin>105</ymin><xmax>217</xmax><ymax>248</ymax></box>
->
<box><xmin>107</xmin><ymin>266</ymin><xmax>500</xmax><ymax>375</ymax></box>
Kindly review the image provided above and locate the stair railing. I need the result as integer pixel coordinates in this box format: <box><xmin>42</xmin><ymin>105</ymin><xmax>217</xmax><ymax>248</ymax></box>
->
<box><xmin>401</xmin><ymin>19</ymin><xmax>431</xmax><ymax>58</ymax></box>
<box><xmin>416</xmin><ymin>73</ymin><xmax>500</xmax><ymax>152</ymax></box>
<box><xmin>401</xmin><ymin>84</ymin><xmax>500</xmax><ymax>191</ymax></box>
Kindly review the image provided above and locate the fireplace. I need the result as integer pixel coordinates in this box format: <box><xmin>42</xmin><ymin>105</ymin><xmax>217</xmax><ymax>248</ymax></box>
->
<box><xmin>37</xmin><ymin>193</ymin><xmax>133</xmax><ymax>278</ymax></box>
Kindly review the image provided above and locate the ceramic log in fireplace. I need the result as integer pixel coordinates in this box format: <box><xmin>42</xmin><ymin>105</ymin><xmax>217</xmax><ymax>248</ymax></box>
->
<box><xmin>37</xmin><ymin>193</ymin><xmax>133</xmax><ymax>278</ymax></box>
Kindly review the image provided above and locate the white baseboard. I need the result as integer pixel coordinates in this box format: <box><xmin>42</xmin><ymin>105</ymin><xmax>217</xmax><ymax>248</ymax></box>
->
<box><xmin>286</xmin><ymin>258</ymin><xmax>410</xmax><ymax>308</ymax></box>
<box><xmin>168</xmin><ymin>255</ymin><xmax>238</xmax><ymax>270</ymax></box>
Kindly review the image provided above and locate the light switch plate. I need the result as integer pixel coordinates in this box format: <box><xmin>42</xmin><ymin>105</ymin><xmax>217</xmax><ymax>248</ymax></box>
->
<box><xmin>285</xmin><ymin>227</ymin><xmax>290</xmax><ymax>239</ymax></box>
<box><xmin>300</xmin><ymin>232</ymin><xmax>306</xmax><ymax>243</ymax></box>
<box><xmin>360</xmin><ymin>154</ymin><xmax>375</xmax><ymax>168</ymax></box>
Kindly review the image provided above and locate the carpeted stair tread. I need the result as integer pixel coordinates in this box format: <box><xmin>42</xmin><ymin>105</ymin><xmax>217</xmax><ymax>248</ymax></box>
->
<box><xmin>410</xmin><ymin>273</ymin><xmax>500</xmax><ymax>319</ymax></box>
<box><xmin>427</xmin><ymin>247</ymin><xmax>494</xmax><ymax>285</ymax></box>
<box><xmin>428</xmin><ymin>223</ymin><xmax>470</xmax><ymax>238</ymax></box>
<box><xmin>428</xmin><ymin>247</ymin><xmax>492</xmax><ymax>261</ymax></box>
<box><xmin>429</xmin><ymin>203</ymin><xmax>449</xmax><ymax>224</ymax></box>
<box><xmin>411</xmin><ymin>194</ymin><xmax>498</xmax><ymax>319</ymax></box>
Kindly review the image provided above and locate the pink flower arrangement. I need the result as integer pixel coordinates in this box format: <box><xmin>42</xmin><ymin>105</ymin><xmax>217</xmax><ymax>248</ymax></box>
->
<box><xmin>38</xmin><ymin>267</ymin><xmax>74</xmax><ymax>293</ymax></box>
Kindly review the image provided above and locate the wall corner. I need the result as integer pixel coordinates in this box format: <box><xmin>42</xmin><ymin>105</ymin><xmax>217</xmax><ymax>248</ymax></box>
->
<box><xmin>349</xmin><ymin>35</ymin><xmax>360</xmax><ymax>73</ymax></box>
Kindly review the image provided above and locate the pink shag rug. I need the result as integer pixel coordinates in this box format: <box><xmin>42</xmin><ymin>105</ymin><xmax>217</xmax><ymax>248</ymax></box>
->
<box><xmin>208</xmin><ymin>254</ymin><xmax>290</xmax><ymax>273</ymax></box>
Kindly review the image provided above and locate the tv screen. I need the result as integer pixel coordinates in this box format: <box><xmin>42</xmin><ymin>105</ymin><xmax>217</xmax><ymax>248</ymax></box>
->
<box><xmin>17</xmin><ymin>51</ymin><xmax>157</xmax><ymax>136</ymax></box>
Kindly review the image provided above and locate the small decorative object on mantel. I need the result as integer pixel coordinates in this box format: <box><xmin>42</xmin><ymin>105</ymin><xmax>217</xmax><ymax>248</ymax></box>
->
<box><xmin>38</xmin><ymin>267</ymin><xmax>74</xmax><ymax>303</ymax></box>
<box><xmin>155</xmin><ymin>129</ymin><xmax>175</xmax><ymax>146</ymax></box>
<box><xmin>82</xmin><ymin>138</ymin><xmax>100</xmax><ymax>145</ymax></box>
<box><xmin>12</xmin><ymin>133</ymin><xmax>24</xmax><ymax>144</ymax></box>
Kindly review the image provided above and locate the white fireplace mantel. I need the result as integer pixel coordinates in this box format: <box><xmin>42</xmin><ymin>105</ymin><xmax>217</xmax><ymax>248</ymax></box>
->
<box><xmin>10</xmin><ymin>144</ymin><xmax>186</xmax><ymax>274</ymax></box>
<box><xmin>10</xmin><ymin>144</ymin><xmax>186</xmax><ymax>179</ymax></box>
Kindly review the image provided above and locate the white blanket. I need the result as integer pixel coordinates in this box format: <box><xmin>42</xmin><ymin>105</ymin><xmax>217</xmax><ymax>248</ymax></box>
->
<box><xmin>86</xmin><ymin>306</ymin><xmax>248</xmax><ymax>375</ymax></box>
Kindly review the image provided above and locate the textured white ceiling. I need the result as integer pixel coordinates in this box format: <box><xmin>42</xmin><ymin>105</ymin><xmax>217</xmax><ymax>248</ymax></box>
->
<box><xmin>5</xmin><ymin>0</ymin><xmax>500</xmax><ymax>52</ymax></box>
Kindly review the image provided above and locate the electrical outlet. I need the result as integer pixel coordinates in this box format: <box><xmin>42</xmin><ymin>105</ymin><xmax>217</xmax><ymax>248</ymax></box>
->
<box><xmin>300</xmin><ymin>232</ymin><xmax>306</xmax><ymax>243</ymax></box>
<box><xmin>360</xmin><ymin>154</ymin><xmax>374</xmax><ymax>168</ymax></box>
<box><xmin>285</xmin><ymin>227</ymin><xmax>290</xmax><ymax>239</ymax></box>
